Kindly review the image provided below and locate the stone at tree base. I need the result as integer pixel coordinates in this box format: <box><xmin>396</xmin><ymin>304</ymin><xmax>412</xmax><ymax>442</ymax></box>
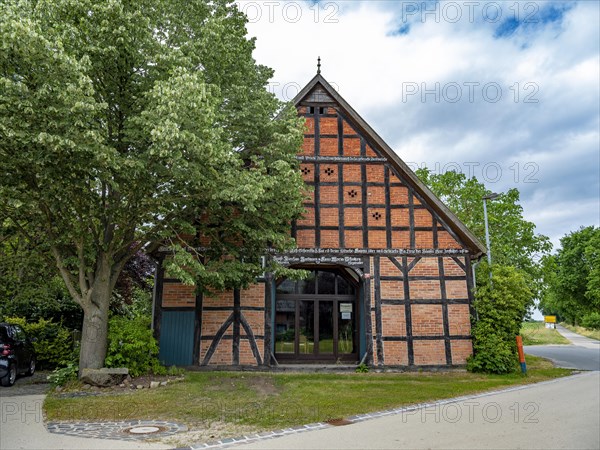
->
<box><xmin>80</xmin><ymin>368</ymin><xmax>129</xmax><ymax>387</ymax></box>
<box><xmin>150</xmin><ymin>381</ymin><xmax>160</xmax><ymax>389</ymax></box>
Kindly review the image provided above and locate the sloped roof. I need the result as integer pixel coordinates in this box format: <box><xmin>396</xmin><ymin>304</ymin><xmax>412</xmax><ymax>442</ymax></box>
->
<box><xmin>292</xmin><ymin>73</ymin><xmax>486</xmax><ymax>259</ymax></box>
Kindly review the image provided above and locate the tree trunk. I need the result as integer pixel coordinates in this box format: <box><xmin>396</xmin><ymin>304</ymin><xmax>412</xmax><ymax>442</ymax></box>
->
<box><xmin>78</xmin><ymin>261</ymin><xmax>113</xmax><ymax>375</ymax></box>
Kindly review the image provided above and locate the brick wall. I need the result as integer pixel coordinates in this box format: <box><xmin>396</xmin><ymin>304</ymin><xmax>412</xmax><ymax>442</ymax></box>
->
<box><xmin>381</xmin><ymin>305</ymin><xmax>406</xmax><ymax>336</ymax></box>
<box><xmin>413</xmin><ymin>340</ymin><xmax>446</xmax><ymax>365</ymax></box>
<box><xmin>370</xmin><ymin>255</ymin><xmax>472</xmax><ymax>366</ymax></box>
<box><xmin>412</xmin><ymin>305</ymin><xmax>444</xmax><ymax>336</ymax></box>
<box><xmin>197</xmin><ymin>285</ymin><xmax>265</xmax><ymax>366</ymax></box>
<box><xmin>200</xmin><ymin>342</ymin><xmax>232</xmax><ymax>366</ymax></box>
<box><xmin>240</xmin><ymin>284</ymin><xmax>265</xmax><ymax>365</ymax></box>
<box><xmin>162</xmin><ymin>283</ymin><xmax>195</xmax><ymax>308</ymax></box>
<box><xmin>451</xmin><ymin>340</ymin><xmax>473</xmax><ymax>364</ymax></box>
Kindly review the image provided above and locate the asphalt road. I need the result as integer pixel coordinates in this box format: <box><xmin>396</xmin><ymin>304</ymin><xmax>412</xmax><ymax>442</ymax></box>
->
<box><xmin>524</xmin><ymin>325</ymin><xmax>600</xmax><ymax>371</ymax></box>
<box><xmin>524</xmin><ymin>345</ymin><xmax>600</xmax><ymax>371</ymax></box>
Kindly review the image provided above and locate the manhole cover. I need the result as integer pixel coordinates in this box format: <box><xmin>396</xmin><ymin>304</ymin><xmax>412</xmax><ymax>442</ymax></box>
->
<box><xmin>124</xmin><ymin>425</ymin><xmax>168</xmax><ymax>435</ymax></box>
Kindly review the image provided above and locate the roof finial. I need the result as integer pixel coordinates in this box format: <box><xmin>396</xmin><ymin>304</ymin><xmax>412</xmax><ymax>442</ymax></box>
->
<box><xmin>317</xmin><ymin>56</ymin><xmax>321</xmax><ymax>74</ymax></box>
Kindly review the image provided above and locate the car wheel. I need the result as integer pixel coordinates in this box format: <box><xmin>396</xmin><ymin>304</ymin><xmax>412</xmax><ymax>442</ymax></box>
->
<box><xmin>26</xmin><ymin>357</ymin><xmax>36</xmax><ymax>376</ymax></box>
<box><xmin>1</xmin><ymin>363</ymin><xmax>17</xmax><ymax>387</ymax></box>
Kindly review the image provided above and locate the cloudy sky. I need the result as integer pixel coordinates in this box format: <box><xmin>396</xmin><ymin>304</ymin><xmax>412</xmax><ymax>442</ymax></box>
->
<box><xmin>240</xmin><ymin>0</ymin><xmax>599</xmax><ymax>250</ymax></box>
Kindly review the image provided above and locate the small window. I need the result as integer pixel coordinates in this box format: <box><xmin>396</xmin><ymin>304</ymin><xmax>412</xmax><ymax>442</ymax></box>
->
<box><xmin>308</xmin><ymin>106</ymin><xmax>315</xmax><ymax>114</ymax></box>
<box><xmin>317</xmin><ymin>271</ymin><xmax>336</xmax><ymax>294</ymax></box>
<box><xmin>319</xmin><ymin>107</ymin><xmax>327</xmax><ymax>115</ymax></box>
<box><xmin>297</xmin><ymin>272</ymin><xmax>316</xmax><ymax>294</ymax></box>
<box><xmin>337</xmin><ymin>276</ymin><xmax>355</xmax><ymax>295</ymax></box>
<box><xmin>277</xmin><ymin>279</ymin><xmax>296</xmax><ymax>294</ymax></box>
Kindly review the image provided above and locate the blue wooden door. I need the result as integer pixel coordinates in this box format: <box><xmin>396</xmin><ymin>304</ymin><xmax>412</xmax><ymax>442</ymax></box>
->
<box><xmin>159</xmin><ymin>311</ymin><xmax>195</xmax><ymax>366</ymax></box>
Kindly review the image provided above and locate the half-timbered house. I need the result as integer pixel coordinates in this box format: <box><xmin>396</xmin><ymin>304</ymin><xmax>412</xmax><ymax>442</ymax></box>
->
<box><xmin>154</xmin><ymin>70</ymin><xmax>486</xmax><ymax>368</ymax></box>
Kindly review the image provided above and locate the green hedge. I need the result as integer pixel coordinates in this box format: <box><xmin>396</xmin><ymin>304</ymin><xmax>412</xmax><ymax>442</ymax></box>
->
<box><xmin>2</xmin><ymin>316</ymin><xmax>75</xmax><ymax>370</ymax></box>
<box><xmin>467</xmin><ymin>265</ymin><xmax>533</xmax><ymax>374</ymax></box>
<box><xmin>582</xmin><ymin>312</ymin><xmax>600</xmax><ymax>331</ymax></box>
<box><xmin>105</xmin><ymin>315</ymin><xmax>166</xmax><ymax>377</ymax></box>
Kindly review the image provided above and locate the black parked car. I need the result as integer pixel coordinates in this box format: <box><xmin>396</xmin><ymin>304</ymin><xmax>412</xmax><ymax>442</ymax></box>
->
<box><xmin>0</xmin><ymin>323</ymin><xmax>36</xmax><ymax>386</ymax></box>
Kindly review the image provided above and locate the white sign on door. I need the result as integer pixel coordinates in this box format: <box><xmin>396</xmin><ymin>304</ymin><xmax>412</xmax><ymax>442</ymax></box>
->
<box><xmin>340</xmin><ymin>303</ymin><xmax>353</xmax><ymax>313</ymax></box>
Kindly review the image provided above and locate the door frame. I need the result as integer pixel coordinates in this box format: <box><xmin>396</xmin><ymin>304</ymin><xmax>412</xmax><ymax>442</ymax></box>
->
<box><xmin>274</xmin><ymin>267</ymin><xmax>360</xmax><ymax>363</ymax></box>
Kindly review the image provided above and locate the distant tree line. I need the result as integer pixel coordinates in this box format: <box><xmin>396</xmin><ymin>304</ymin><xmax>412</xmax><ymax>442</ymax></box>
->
<box><xmin>540</xmin><ymin>226</ymin><xmax>600</xmax><ymax>330</ymax></box>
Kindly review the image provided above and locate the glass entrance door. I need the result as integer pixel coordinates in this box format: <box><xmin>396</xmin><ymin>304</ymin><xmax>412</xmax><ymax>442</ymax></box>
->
<box><xmin>338</xmin><ymin>301</ymin><xmax>355</xmax><ymax>354</ymax></box>
<box><xmin>275</xmin><ymin>269</ymin><xmax>358</xmax><ymax>362</ymax></box>
<box><xmin>317</xmin><ymin>301</ymin><xmax>334</xmax><ymax>354</ymax></box>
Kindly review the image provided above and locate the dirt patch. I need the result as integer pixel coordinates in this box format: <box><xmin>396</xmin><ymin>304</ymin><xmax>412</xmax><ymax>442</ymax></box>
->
<box><xmin>326</xmin><ymin>418</ymin><xmax>353</xmax><ymax>426</ymax></box>
<box><xmin>201</xmin><ymin>375</ymin><xmax>279</xmax><ymax>396</ymax></box>
<box><xmin>245</xmin><ymin>376</ymin><xmax>280</xmax><ymax>396</ymax></box>
<box><xmin>202</xmin><ymin>375</ymin><xmax>241</xmax><ymax>392</ymax></box>
<box><xmin>156</xmin><ymin>421</ymin><xmax>265</xmax><ymax>448</ymax></box>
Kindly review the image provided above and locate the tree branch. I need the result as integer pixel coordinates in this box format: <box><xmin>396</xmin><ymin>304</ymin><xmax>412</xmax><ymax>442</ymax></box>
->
<box><xmin>77</xmin><ymin>235</ymin><xmax>89</xmax><ymax>296</ymax></box>
<box><xmin>112</xmin><ymin>209</ymin><xmax>182</xmax><ymax>264</ymax></box>
<box><xmin>37</xmin><ymin>202</ymin><xmax>85</xmax><ymax>306</ymax></box>
<box><xmin>50</xmin><ymin>245</ymin><xmax>83</xmax><ymax>307</ymax></box>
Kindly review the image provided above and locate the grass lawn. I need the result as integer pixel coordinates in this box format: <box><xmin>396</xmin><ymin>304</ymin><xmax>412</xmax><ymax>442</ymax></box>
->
<box><xmin>45</xmin><ymin>355</ymin><xmax>571</xmax><ymax>439</ymax></box>
<box><xmin>561</xmin><ymin>323</ymin><xmax>600</xmax><ymax>341</ymax></box>
<box><xmin>520</xmin><ymin>322</ymin><xmax>570</xmax><ymax>345</ymax></box>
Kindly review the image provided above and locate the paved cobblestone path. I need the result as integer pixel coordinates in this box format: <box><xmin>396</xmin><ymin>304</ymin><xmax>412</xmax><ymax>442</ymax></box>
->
<box><xmin>46</xmin><ymin>419</ymin><xmax>187</xmax><ymax>441</ymax></box>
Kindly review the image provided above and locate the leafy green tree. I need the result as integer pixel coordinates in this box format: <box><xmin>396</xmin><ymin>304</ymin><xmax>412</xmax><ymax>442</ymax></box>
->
<box><xmin>468</xmin><ymin>265</ymin><xmax>533</xmax><ymax>374</ymax></box>
<box><xmin>584</xmin><ymin>229</ymin><xmax>600</xmax><ymax>308</ymax></box>
<box><xmin>0</xmin><ymin>0</ymin><xmax>305</xmax><ymax>372</ymax></box>
<box><xmin>0</xmin><ymin>219</ymin><xmax>82</xmax><ymax>327</ymax></box>
<box><xmin>581</xmin><ymin>312</ymin><xmax>600</xmax><ymax>331</ymax></box>
<box><xmin>540</xmin><ymin>226</ymin><xmax>600</xmax><ymax>324</ymax></box>
<box><xmin>1</xmin><ymin>220</ymin><xmax>151</xmax><ymax>328</ymax></box>
<box><xmin>416</xmin><ymin>168</ymin><xmax>552</xmax><ymax>297</ymax></box>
